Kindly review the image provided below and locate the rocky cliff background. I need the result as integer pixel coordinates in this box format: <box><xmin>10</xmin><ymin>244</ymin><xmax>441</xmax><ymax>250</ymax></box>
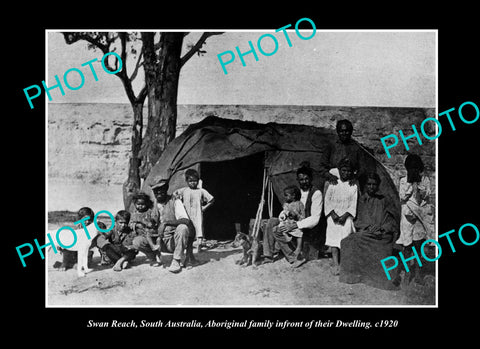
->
<box><xmin>48</xmin><ymin>103</ymin><xmax>436</xmax><ymax>215</ymax></box>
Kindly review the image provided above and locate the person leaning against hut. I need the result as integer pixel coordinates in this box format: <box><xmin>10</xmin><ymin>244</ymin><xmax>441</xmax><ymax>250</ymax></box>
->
<box><xmin>152</xmin><ymin>182</ymin><xmax>196</xmax><ymax>273</ymax></box>
<box><xmin>262</xmin><ymin>162</ymin><xmax>323</xmax><ymax>266</ymax></box>
<box><xmin>320</xmin><ymin>119</ymin><xmax>364</xmax><ymax>185</ymax></box>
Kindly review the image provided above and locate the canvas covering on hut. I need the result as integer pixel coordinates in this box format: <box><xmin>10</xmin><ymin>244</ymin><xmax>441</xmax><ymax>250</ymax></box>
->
<box><xmin>143</xmin><ymin>115</ymin><xmax>400</xmax><ymax>240</ymax></box>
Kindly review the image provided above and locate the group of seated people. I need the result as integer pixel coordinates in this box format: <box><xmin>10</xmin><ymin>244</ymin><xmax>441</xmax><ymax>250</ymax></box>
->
<box><xmin>58</xmin><ymin>119</ymin><xmax>433</xmax><ymax>290</ymax></box>
<box><xmin>95</xmin><ymin>170</ymin><xmax>212</xmax><ymax>274</ymax></box>
<box><xmin>58</xmin><ymin>167</ymin><xmax>212</xmax><ymax>274</ymax></box>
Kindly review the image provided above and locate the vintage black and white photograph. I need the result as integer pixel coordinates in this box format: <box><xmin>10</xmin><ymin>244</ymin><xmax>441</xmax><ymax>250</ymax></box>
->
<box><xmin>45</xmin><ymin>29</ymin><xmax>437</xmax><ymax>307</ymax></box>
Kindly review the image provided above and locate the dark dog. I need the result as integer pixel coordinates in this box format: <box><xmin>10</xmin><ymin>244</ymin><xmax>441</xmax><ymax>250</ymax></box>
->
<box><xmin>231</xmin><ymin>232</ymin><xmax>253</xmax><ymax>266</ymax></box>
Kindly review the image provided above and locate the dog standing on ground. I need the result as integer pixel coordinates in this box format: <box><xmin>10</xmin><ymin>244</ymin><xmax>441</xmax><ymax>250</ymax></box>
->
<box><xmin>48</xmin><ymin>224</ymin><xmax>102</xmax><ymax>277</ymax></box>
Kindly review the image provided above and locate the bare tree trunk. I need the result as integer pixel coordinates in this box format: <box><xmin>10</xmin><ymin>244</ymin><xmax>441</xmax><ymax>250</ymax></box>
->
<box><xmin>62</xmin><ymin>32</ymin><xmax>203</xmax><ymax>209</ymax></box>
<box><xmin>122</xmin><ymin>102</ymin><xmax>143</xmax><ymax>209</ymax></box>
<box><xmin>139</xmin><ymin>32</ymin><xmax>184</xmax><ymax>179</ymax></box>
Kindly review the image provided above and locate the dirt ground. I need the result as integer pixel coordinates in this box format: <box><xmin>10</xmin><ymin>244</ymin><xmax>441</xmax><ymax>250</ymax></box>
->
<box><xmin>46</xmin><ymin>212</ymin><xmax>436</xmax><ymax>307</ymax></box>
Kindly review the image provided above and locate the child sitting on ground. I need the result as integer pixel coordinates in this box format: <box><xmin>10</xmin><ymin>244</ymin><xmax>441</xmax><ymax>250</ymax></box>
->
<box><xmin>174</xmin><ymin>169</ymin><xmax>215</xmax><ymax>253</ymax></box>
<box><xmin>99</xmin><ymin>210</ymin><xmax>138</xmax><ymax>271</ymax></box>
<box><xmin>91</xmin><ymin>221</ymin><xmax>111</xmax><ymax>265</ymax></box>
<box><xmin>129</xmin><ymin>192</ymin><xmax>160</xmax><ymax>252</ymax></box>
<box><xmin>277</xmin><ymin>185</ymin><xmax>305</xmax><ymax>257</ymax></box>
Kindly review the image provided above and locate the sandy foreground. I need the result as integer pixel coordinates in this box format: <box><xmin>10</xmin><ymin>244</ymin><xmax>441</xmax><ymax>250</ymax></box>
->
<box><xmin>46</xmin><ymin>218</ymin><xmax>435</xmax><ymax>307</ymax></box>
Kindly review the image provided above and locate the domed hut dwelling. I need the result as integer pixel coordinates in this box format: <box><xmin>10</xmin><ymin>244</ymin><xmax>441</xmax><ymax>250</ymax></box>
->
<box><xmin>143</xmin><ymin>115</ymin><xmax>400</xmax><ymax>257</ymax></box>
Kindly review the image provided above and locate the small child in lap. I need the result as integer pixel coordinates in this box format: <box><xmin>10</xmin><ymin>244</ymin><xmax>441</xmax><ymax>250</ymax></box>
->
<box><xmin>278</xmin><ymin>185</ymin><xmax>305</xmax><ymax>257</ymax></box>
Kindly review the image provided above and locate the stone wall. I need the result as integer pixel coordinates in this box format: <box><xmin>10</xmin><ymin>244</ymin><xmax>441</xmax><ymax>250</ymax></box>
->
<box><xmin>48</xmin><ymin>103</ymin><xmax>436</xmax><ymax>212</ymax></box>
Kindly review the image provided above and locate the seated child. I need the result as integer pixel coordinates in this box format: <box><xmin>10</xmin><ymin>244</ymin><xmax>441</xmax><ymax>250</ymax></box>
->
<box><xmin>278</xmin><ymin>185</ymin><xmax>305</xmax><ymax>257</ymax></box>
<box><xmin>99</xmin><ymin>210</ymin><xmax>138</xmax><ymax>271</ymax></box>
<box><xmin>129</xmin><ymin>192</ymin><xmax>160</xmax><ymax>252</ymax></box>
<box><xmin>91</xmin><ymin>222</ymin><xmax>111</xmax><ymax>265</ymax></box>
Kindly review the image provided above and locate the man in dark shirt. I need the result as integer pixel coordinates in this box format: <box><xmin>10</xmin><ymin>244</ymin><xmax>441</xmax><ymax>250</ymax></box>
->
<box><xmin>320</xmin><ymin>119</ymin><xmax>363</xmax><ymax>184</ymax></box>
<box><xmin>320</xmin><ymin>119</ymin><xmax>378</xmax><ymax>190</ymax></box>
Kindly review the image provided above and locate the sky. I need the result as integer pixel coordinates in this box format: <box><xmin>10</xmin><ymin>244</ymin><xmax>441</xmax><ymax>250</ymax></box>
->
<box><xmin>47</xmin><ymin>30</ymin><xmax>436</xmax><ymax>107</ymax></box>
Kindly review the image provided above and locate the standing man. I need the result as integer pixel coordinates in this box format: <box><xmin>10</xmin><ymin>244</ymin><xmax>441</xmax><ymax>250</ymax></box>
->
<box><xmin>320</xmin><ymin>118</ymin><xmax>374</xmax><ymax>186</ymax></box>
<box><xmin>152</xmin><ymin>182</ymin><xmax>195</xmax><ymax>273</ymax></box>
<box><xmin>263</xmin><ymin>162</ymin><xmax>324</xmax><ymax>265</ymax></box>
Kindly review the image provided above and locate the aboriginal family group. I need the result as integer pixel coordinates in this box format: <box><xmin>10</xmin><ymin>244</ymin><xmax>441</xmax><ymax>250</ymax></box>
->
<box><xmin>64</xmin><ymin>119</ymin><xmax>433</xmax><ymax>290</ymax></box>
<box><xmin>260</xmin><ymin>119</ymin><xmax>433</xmax><ymax>290</ymax></box>
<box><xmin>70</xmin><ymin>169</ymin><xmax>214</xmax><ymax>274</ymax></box>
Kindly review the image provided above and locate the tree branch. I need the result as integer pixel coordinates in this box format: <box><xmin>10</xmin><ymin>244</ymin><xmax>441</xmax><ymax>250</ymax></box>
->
<box><xmin>180</xmin><ymin>32</ymin><xmax>223</xmax><ymax>67</ymax></box>
<box><xmin>138</xmin><ymin>85</ymin><xmax>148</xmax><ymax>104</ymax></box>
<box><xmin>119</xmin><ymin>32</ymin><xmax>128</xmax><ymax>73</ymax></box>
<box><xmin>62</xmin><ymin>32</ymin><xmax>115</xmax><ymax>55</ymax></box>
<box><xmin>129</xmin><ymin>50</ymin><xmax>144</xmax><ymax>82</ymax></box>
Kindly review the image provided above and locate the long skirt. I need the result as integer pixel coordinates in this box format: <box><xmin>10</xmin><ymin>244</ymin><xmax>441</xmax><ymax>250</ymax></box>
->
<box><xmin>339</xmin><ymin>232</ymin><xmax>397</xmax><ymax>290</ymax></box>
